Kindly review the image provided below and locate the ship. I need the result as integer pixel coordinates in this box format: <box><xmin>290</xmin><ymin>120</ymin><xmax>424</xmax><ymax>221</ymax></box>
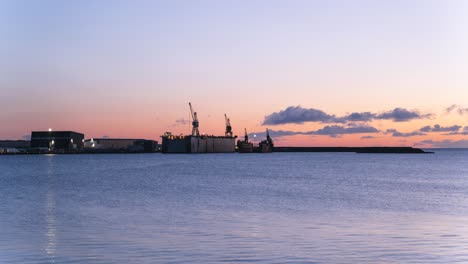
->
<box><xmin>161</xmin><ymin>103</ymin><xmax>237</xmax><ymax>153</ymax></box>
<box><xmin>237</xmin><ymin>128</ymin><xmax>254</xmax><ymax>153</ymax></box>
<box><xmin>254</xmin><ymin>128</ymin><xmax>274</xmax><ymax>153</ymax></box>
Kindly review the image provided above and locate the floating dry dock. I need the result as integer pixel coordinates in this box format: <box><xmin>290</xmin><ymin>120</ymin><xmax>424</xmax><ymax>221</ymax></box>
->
<box><xmin>161</xmin><ymin>103</ymin><xmax>237</xmax><ymax>153</ymax></box>
<box><xmin>161</xmin><ymin>134</ymin><xmax>236</xmax><ymax>153</ymax></box>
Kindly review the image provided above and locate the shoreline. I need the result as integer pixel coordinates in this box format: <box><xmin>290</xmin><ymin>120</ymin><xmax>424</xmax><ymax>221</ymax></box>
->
<box><xmin>0</xmin><ymin>146</ymin><xmax>432</xmax><ymax>155</ymax></box>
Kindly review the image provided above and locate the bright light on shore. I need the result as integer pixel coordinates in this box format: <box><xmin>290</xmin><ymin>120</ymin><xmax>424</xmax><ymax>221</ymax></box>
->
<box><xmin>48</xmin><ymin>128</ymin><xmax>52</xmax><ymax>132</ymax></box>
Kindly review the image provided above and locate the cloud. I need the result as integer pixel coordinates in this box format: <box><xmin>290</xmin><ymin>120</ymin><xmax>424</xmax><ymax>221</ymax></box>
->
<box><xmin>417</xmin><ymin>139</ymin><xmax>468</xmax><ymax>148</ymax></box>
<box><xmin>262</xmin><ymin>106</ymin><xmax>432</xmax><ymax>125</ymax></box>
<box><xmin>175</xmin><ymin>118</ymin><xmax>190</xmax><ymax>125</ymax></box>
<box><xmin>252</xmin><ymin>130</ymin><xmax>300</xmax><ymax>138</ymax></box>
<box><xmin>262</xmin><ymin>106</ymin><xmax>337</xmax><ymax>125</ymax></box>
<box><xmin>309</xmin><ymin>125</ymin><xmax>379</xmax><ymax>138</ymax></box>
<box><xmin>446</xmin><ymin>105</ymin><xmax>468</xmax><ymax>115</ymax></box>
<box><xmin>443</xmin><ymin>126</ymin><xmax>468</xmax><ymax>136</ymax></box>
<box><xmin>338</xmin><ymin>112</ymin><xmax>376</xmax><ymax>122</ymax></box>
<box><xmin>361</xmin><ymin>135</ymin><xmax>376</xmax><ymax>139</ymax></box>
<box><xmin>248</xmin><ymin>129</ymin><xmax>302</xmax><ymax>139</ymax></box>
<box><xmin>376</xmin><ymin>108</ymin><xmax>432</xmax><ymax>122</ymax></box>
<box><xmin>419</xmin><ymin>124</ymin><xmax>462</xmax><ymax>133</ymax></box>
<box><xmin>250</xmin><ymin>125</ymin><xmax>379</xmax><ymax>138</ymax></box>
<box><xmin>386</xmin><ymin>129</ymin><xmax>426</xmax><ymax>137</ymax></box>
<box><xmin>385</xmin><ymin>124</ymin><xmax>463</xmax><ymax>137</ymax></box>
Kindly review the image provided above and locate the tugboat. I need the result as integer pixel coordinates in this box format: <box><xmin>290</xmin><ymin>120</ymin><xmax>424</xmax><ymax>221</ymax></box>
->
<box><xmin>255</xmin><ymin>128</ymin><xmax>274</xmax><ymax>153</ymax></box>
<box><xmin>237</xmin><ymin>128</ymin><xmax>254</xmax><ymax>153</ymax></box>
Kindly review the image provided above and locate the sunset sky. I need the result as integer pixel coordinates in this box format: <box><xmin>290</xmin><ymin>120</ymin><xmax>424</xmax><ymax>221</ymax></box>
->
<box><xmin>1</xmin><ymin>0</ymin><xmax>468</xmax><ymax>147</ymax></box>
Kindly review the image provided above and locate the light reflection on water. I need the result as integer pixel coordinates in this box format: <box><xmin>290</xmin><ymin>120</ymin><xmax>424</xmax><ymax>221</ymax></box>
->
<box><xmin>45</xmin><ymin>157</ymin><xmax>57</xmax><ymax>262</ymax></box>
<box><xmin>0</xmin><ymin>151</ymin><xmax>468</xmax><ymax>263</ymax></box>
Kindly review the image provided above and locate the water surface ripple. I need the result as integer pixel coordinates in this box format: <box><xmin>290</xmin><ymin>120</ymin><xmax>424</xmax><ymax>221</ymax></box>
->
<box><xmin>1</xmin><ymin>150</ymin><xmax>468</xmax><ymax>263</ymax></box>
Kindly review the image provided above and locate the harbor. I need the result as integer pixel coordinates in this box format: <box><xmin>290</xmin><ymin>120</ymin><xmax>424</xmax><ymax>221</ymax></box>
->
<box><xmin>0</xmin><ymin>103</ymin><xmax>431</xmax><ymax>155</ymax></box>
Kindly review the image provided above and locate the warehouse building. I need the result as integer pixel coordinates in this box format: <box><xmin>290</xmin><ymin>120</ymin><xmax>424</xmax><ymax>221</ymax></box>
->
<box><xmin>31</xmin><ymin>131</ymin><xmax>84</xmax><ymax>151</ymax></box>
<box><xmin>0</xmin><ymin>140</ymin><xmax>30</xmax><ymax>154</ymax></box>
<box><xmin>84</xmin><ymin>138</ymin><xmax>158</xmax><ymax>152</ymax></box>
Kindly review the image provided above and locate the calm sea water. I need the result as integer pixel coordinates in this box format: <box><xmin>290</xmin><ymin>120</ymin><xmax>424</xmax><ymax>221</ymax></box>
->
<box><xmin>1</xmin><ymin>150</ymin><xmax>468</xmax><ymax>264</ymax></box>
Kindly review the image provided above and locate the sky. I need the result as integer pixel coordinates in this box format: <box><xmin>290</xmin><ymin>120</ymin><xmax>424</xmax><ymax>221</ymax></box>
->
<box><xmin>1</xmin><ymin>0</ymin><xmax>468</xmax><ymax>147</ymax></box>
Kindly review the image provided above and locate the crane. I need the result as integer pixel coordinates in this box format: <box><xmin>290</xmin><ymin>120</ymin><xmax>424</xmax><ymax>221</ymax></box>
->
<box><xmin>189</xmin><ymin>102</ymin><xmax>200</xmax><ymax>136</ymax></box>
<box><xmin>266</xmin><ymin>128</ymin><xmax>273</xmax><ymax>145</ymax></box>
<box><xmin>224</xmin><ymin>114</ymin><xmax>233</xmax><ymax>137</ymax></box>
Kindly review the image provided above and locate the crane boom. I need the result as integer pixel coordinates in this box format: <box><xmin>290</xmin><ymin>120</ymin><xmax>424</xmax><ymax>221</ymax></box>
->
<box><xmin>189</xmin><ymin>102</ymin><xmax>195</xmax><ymax>120</ymax></box>
<box><xmin>189</xmin><ymin>102</ymin><xmax>200</xmax><ymax>136</ymax></box>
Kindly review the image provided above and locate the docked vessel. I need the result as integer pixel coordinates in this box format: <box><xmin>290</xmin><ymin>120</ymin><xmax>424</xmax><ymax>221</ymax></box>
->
<box><xmin>161</xmin><ymin>103</ymin><xmax>236</xmax><ymax>153</ymax></box>
<box><xmin>237</xmin><ymin>128</ymin><xmax>254</xmax><ymax>153</ymax></box>
<box><xmin>254</xmin><ymin>129</ymin><xmax>274</xmax><ymax>153</ymax></box>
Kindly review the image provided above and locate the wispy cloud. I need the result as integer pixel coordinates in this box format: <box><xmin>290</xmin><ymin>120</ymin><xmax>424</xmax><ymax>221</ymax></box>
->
<box><xmin>417</xmin><ymin>139</ymin><xmax>468</xmax><ymax>148</ymax></box>
<box><xmin>443</xmin><ymin>126</ymin><xmax>468</xmax><ymax>136</ymax></box>
<box><xmin>311</xmin><ymin>125</ymin><xmax>379</xmax><ymax>138</ymax></box>
<box><xmin>385</xmin><ymin>129</ymin><xmax>426</xmax><ymax>137</ymax></box>
<box><xmin>419</xmin><ymin>124</ymin><xmax>462</xmax><ymax>133</ymax></box>
<box><xmin>251</xmin><ymin>124</ymin><xmax>379</xmax><ymax>138</ymax></box>
<box><xmin>385</xmin><ymin>124</ymin><xmax>465</xmax><ymax>137</ymax></box>
<box><xmin>446</xmin><ymin>105</ymin><xmax>468</xmax><ymax>115</ymax></box>
<box><xmin>175</xmin><ymin>118</ymin><xmax>190</xmax><ymax>125</ymax></box>
<box><xmin>262</xmin><ymin>106</ymin><xmax>432</xmax><ymax>125</ymax></box>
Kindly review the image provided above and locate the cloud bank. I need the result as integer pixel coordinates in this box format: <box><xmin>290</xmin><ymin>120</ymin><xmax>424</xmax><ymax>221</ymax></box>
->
<box><xmin>385</xmin><ymin>129</ymin><xmax>426</xmax><ymax>138</ymax></box>
<box><xmin>385</xmin><ymin>124</ymin><xmax>464</xmax><ymax>138</ymax></box>
<box><xmin>250</xmin><ymin>124</ymin><xmax>379</xmax><ymax>138</ymax></box>
<box><xmin>419</xmin><ymin>124</ymin><xmax>461</xmax><ymax>133</ymax></box>
<box><xmin>262</xmin><ymin>106</ymin><xmax>336</xmax><ymax>125</ymax></box>
<box><xmin>263</xmin><ymin>106</ymin><xmax>432</xmax><ymax>125</ymax></box>
<box><xmin>417</xmin><ymin>139</ymin><xmax>468</xmax><ymax>148</ymax></box>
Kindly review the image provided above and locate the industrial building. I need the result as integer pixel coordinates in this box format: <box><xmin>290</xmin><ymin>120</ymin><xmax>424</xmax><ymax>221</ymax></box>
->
<box><xmin>84</xmin><ymin>138</ymin><xmax>158</xmax><ymax>152</ymax></box>
<box><xmin>30</xmin><ymin>131</ymin><xmax>84</xmax><ymax>151</ymax></box>
<box><xmin>0</xmin><ymin>140</ymin><xmax>30</xmax><ymax>149</ymax></box>
<box><xmin>0</xmin><ymin>140</ymin><xmax>30</xmax><ymax>154</ymax></box>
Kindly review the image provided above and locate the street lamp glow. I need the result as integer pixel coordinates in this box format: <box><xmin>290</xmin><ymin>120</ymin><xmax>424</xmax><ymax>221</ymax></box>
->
<box><xmin>48</xmin><ymin>128</ymin><xmax>52</xmax><ymax>132</ymax></box>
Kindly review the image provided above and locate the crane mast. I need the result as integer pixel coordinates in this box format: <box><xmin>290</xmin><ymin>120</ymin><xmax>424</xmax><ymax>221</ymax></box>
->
<box><xmin>189</xmin><ymin>102</ymin><xmax>200</xmax><ymax>136</ymax></box>
<box><xmin>224</xmin><ymin>114</ymin><xmax>233</xmax><ymax>137</ymax></box>
<box><xmin>266</xmin><ymin>128</ymin><xmax>273</xmax><ymax>145</ymax></box>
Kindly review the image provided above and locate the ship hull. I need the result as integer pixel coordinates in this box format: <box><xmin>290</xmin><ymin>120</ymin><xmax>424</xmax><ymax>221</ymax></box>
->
<box><xmin>237</xmin><ymin>141</ymin><xmax>254</xmax><ymax>153</ymax></box>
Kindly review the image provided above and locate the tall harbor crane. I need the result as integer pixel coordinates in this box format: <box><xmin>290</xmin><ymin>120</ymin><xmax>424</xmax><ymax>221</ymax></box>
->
<box><xmin>189</xmin><ymin>102</ymin><xmax>200</xmax><ymax>136</ymax></box>
<box><xmin>224</xmin><ymin>114</ymin><xmax>233</xmax><ymax>137</ymax></box>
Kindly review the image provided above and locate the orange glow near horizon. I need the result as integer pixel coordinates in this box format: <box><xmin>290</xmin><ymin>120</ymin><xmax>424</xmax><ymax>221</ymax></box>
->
<box><xmin>1</xmin><ymin>1</ymin><xmax>468</xmax><ymax>147</ymax></box>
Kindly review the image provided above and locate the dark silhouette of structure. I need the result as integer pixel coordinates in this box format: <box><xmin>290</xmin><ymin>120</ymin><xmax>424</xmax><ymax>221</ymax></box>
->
<box><xmin>31</xmin><ymin>131</ymin><xmax>84</xmax><ymax>151</ymax></box>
